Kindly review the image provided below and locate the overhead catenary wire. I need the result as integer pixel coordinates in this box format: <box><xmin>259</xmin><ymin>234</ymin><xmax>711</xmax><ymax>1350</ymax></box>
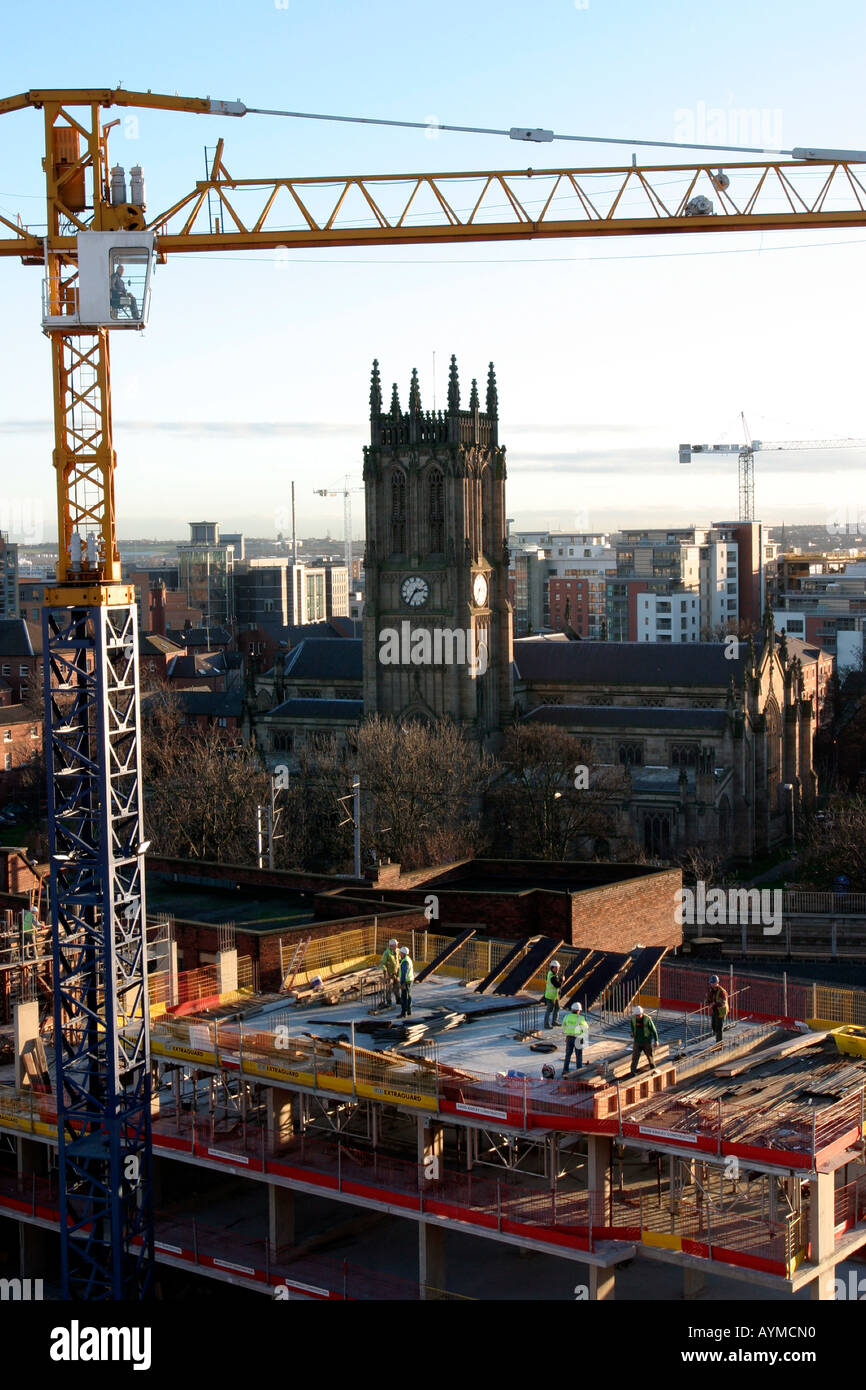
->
<box><xmin>243</xmin><ymin>104</ymin><xmax>866</xmax><ymax>162</ymax></box>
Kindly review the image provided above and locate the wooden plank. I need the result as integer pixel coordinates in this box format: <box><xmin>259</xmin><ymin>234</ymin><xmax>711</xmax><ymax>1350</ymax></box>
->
<box><xmin>570</xmin><ymin>952</ymin><xmax>631</xmax><ymax>1011</ymax></box>
<box><xmin>415</xmin><ymin>927</ymin><xmax>477</xmax><ymax>984</ymax></box>
<box><xmin>474</xmin><ymin>938</ymin><xmax>529</xmax><ymax>995</ymax></box>
<box><xmin>604</xmin><ymin>1044</ymin><xmax>671</xmax><ymax>1079</ymax></box>
<box><xmin>560</xmin><ymin>948</ymin><xmax>596</xmax><ymax>992</ymax></box>
<box><xmin>713</xmin><ymin>1031</ymin><xmax>830</xmax><ymax>1077</ymax></box>
<box><xmin>607</xmin><ymin>946</ymin><xmax>669</xmax><ymax>1007</ymax></box>
<box><xmin>493</xmin><ymin>936</ymin><xmax>563</xmax><ymax>996</ymax></box>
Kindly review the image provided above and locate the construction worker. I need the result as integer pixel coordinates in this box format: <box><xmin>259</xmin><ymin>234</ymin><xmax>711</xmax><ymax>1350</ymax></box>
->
<box><xmin>706</xmin><ymin>974</ymin><xmax>729</xmax><ymax>1044</ymax></box>
<box><xmin>561</xmin><ymin>1001</ymin><xmax>589</xmax><ymax>1076</ymax></box>
<box><xmin>629</xmin><ymin>1005</ymin><xmax>658</xmax><ymax>1076</ymax></box>
<box><xmin>380</xmin><ymin>937</ymin><xmax>399</xmax><ymax>1005</ymax></box>
<box><xmin>110</xmin><ymin>263</ymin><xmax>138</xmax><ymax>318</ymax></box>
<box><xmin>543</xmin><ymin>959</ymin><xmax>564</xmax><ymax>1029</ymax></box>
<box><xmin>398</xmin><ymin>945</ymin><xmax>414</xmax><ymax>1018</ymax></box>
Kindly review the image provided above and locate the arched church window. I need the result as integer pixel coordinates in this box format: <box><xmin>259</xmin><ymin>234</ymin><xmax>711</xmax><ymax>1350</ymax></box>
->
<box><xmin>391</xmin><ymin>469</ymin><xmax>407</xmax><ymax>555</ymax></box>
<box><xmin>480</xmin><ymin>463</ymin><xmax>493</xmax><ymax>561</ymax></box>
<box><xmin>428</xmin><ymin>468</ymin><xmax>444</xmax><ymax>554</ymax></box>
<box><xmin>719</xmin><ymin>796</ymin><xmax>732</xmax><ymax>851</ymax></box>
<box><xmin>765</xmin><ymin>699</ymin><xmax>782</xmax><ymax>807</ymax></box>
<box><xmin>644</xmin><ymin>812</ymin><xmax>672</xmax><ymax>855</ymax></box>
<box><xmin>670</xmin><ymin>744</ymin><xmax>697</xmax><ymax>769</ymax></box>
<box><xmin>618</xmin><ymin>742</ymin><xmax>643</xmax><ymax>767</ymax></box>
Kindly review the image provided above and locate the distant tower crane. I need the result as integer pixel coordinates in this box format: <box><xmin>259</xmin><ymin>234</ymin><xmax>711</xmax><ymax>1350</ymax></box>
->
<box><xmin>313</xmin><ymin>478</ymin><xmax>363</xmax><ymax>584</ymax></box>
<box><xmin>2</xmin><ymin>87</ymin><xmax>866</xmax><ymax>1300</ymax></box>
<box><xmin>680</xmin><ymin>413</ymin><xmax>866</xmax><ymax>520</ymax></box>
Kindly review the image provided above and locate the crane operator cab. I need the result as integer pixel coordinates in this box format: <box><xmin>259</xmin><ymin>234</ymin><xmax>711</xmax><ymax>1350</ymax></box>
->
<box><xmin>42</xmin><ymin>230</ymin><xmax>155</xmax><ymax>331</ymax></box>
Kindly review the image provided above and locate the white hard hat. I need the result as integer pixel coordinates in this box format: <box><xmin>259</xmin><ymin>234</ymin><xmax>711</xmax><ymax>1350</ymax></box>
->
<box><xmin>551</xmin><ymin>960</ymin><xmax>560</xmax><ymax>970</ymax></box>
<box><xmin>399</xmin><ymin>945</ymin><xmax>409</xmax><ymax>955</ymax></box>
<box><xmin>709</xmin><ymin>975</ymin><xmax>720</xmax><ymax>985</ymax></box>
<box><xmin>574</xmin><ymin>1002</ymin><xmax>582</xmax><ymax>1013</ymax></box>
<box><xmin>389</xmin><ymin>938</ymin><xmax>398</xmax><ymax>947</ymax></box>
<box><xmin>633</xmin><ymin>1006</ymin><xmax>644</xmax><ymax>1017</ymax></box>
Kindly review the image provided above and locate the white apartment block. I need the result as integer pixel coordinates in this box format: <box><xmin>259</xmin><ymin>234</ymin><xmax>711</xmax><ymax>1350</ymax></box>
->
<box><xmin>510</xmin><ymin>530</ymin><xmax>612</xmax><ymax>558</ymax></box>
<box><xmin>697</xmin><ymin>529</ymin><xmax>740</xmax><ymax>636</ymax></box>
<box><xmin>637</xmin><ymin>590</ymin><xmax>700</xmax><ymax>642</ymax></box>
<box><xmin>619</xmin><ymin>525</ymin><xmax>741</xmax><ymax>637</ymax></box>
<box><xmin>0</xmin><ymin>535</ymin><xmax>19</xmax><ymax>619</ymax></box>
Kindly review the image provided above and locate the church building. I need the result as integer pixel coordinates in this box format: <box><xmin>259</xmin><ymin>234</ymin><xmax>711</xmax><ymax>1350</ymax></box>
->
<box><xmin>254</xmin><ymin>358</ymin><xmax>823</xmax><ymax>862</ymax></box>
<box><xmin>361</xmin><ymin>357</ymin><xmax>513</xmax><ymax>742</ymax></box>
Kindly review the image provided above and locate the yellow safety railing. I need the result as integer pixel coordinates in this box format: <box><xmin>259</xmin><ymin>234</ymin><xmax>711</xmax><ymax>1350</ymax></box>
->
<box><xmin>236</xmin><ymin>955</ymin><xmax>255</xmax><ymax>992</ymax></box>
<box><xmin>289</xmin><ymin>926</ymin><xmax>377</xmax><ymax>988</ymax></box>
<box><xmin>421</xmin><ymin>931</ymin><xmax>512</xmax><ymax>982</ymax></box>
<box><xmin>814</xmin><ymin>984</ymin><xmax>866</xmax><ymax>1028</ymax></box>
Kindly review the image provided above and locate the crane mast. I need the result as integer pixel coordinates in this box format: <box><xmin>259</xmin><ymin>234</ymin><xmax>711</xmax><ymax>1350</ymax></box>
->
<box><xmin>41</xmin><ymin>98</ymin><xmax>153</xmax><ymax>1301</ymax></box>
<box><xmin>2</xmin><ymin>86</ymin><xmax>866</xmax><ymax>1300</ymax></box>
<box><xmin>314</xmin><ymin>480</ymin><xmax>359</xmax><ymax>587</ymax></box>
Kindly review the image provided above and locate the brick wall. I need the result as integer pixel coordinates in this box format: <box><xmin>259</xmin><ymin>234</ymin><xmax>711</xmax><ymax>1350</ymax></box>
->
<box><xmin>570</xmin><ymin>868</ymin><xmax>682</xmax><ymax>950</ymax></box>
<box><xmin>422</xmin><ymin>859</ymin><xmax>665</xmax><ymax>888</ymax></box>
<box><xmin>148</xmin><ymin>857</ymin><xmax>360</xmax><ymax>894</ymax></box>
<box><xmin>0</xmin><ymin>656</ymin><xmax>37</xmax><ymax>704</ymax></box>
<box><xmin>0</xmin><ymin>891</ymin><xmax>31</xmax><ymax>913</ymax></box>
<box><xmin>0</xmin><ymin>848</ymin><xmax>41</xmax><ymax>895</ymax></box>
<box><xmin>0</xmin><ymin>711</ymin><xmax>41</xmax><ymax>781</ymax></box>
<box><xmin>169</xmin><ymin>902</ymin><xmax>427</xmax><ymax>992</ymax></box>
<box><xmin>334</xmin><ymin>869</ymin><xmax>677</xmax><ymax>947</ymax></box>
<box><xmin>151</xmin><ymin>856</ymin><xmax>682</xmax><ymax>981</ymax></box>
<box><xmin>413</xmin><ymin>888</ymin><xmax>571</xmax><ymax>941</ymax></box>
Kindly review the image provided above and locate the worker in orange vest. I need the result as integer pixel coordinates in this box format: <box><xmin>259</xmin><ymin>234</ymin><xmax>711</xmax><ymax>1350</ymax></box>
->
<box><xmin>706</xmin><ymin>975</ymin><xmax>729</xmax><ymax>1044</ymax></box>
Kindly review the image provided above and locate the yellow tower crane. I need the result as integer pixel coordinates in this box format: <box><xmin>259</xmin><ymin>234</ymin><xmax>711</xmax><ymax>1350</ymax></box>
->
<box><xmin>680</xmin><ymin>412</ymin><xmax>866</xmax><ymax>520</ymax></box>
<box><xmin>2</xmin><ymin>87</ymin><xmax>866</xmax><ymax>1300</ymax></box>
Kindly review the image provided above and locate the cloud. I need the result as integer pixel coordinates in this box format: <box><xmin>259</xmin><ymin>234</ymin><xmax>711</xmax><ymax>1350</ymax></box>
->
<box><xmin>0</xmin><ymin>419</ymin><xmax>363</xmax><ymax>438</ymax></box>
<box><xmin>510</xmin><ymin>446</ymin><xmax>866</xmax><ymax>475</ymax></box>
<box><xmin>0</xmin><ymin>416</ymin><xmax>652</xmax><ymax>439</ymax></box>
<box><xmin>2</xmin><ymin>416</ymin><xmax>862</xmax><ymax>476</ymax></box>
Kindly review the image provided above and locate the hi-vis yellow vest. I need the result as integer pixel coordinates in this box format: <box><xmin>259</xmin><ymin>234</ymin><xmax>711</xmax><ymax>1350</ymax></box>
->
<box><xmin>562</xmin><ymin>1011</ymin><xmax>588</xmax><ymax>1038</ymax></box>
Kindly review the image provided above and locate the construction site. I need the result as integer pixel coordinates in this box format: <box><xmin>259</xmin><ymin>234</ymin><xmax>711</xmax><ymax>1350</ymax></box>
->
<box><xmin>2</xmin><ymin>80</ymin><xmax>866</xmax><ymax>1309</ymax></box>
<box><xmin>2</xmin><ymin>907</ymin><xmax>865</xmax><ymax>1301</ymax></box>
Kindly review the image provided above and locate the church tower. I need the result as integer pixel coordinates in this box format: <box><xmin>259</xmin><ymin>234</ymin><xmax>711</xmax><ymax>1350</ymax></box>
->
<box><xmin>362</xmin><ymin>356</ymin><xmax>513</xmax><ymax>740</ymax></box>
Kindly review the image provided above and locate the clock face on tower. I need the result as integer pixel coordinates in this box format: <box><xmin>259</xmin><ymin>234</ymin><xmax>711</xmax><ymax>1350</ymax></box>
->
<box><xmin>472</xmin><ymin>572</ymin><xmax>488</xmax><ymax>607</ymax></box>
<box><xmin>401</xmin><ymin>575</ymin><xmax>429</xmax><ymax>607</ymax></box>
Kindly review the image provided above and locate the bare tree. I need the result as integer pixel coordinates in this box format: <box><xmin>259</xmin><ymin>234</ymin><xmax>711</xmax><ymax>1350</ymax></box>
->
<box><xmin>355</xmin><ymin>715</ymin><xmax>495</xmax><ymax>869</ymax></box>
<box><xmin>489</xmin><ymin>723</ymin><xmax>628</xmax><ymax>860</ymax></box>
<box><xmin>613</xmin><ymin>837</ymin><xmax>649</xmax><ymax>865</ymax></box>
<box><xmin>141</xmin><ymin>683</ymin><xmax>270</xmax><ymax>863</ymax></box>
<box><xmin>796</xmin><ymin>796</ymin><xmax>866</xmax><ymax>890</ymax></box>
<box><xmin>271</xmin><ymin>735</ymin><xmax>355</xmax><ymax>873</ymax></box>
<box><xmin>678</xmin><ymin>845</ymin><xmax>722</xmax><ymax>886</ymax></box>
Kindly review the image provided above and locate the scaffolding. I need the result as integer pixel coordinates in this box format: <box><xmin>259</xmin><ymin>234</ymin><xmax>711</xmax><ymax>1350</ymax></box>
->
<box><xmin>3</xmin><ymin>921</ymin><xmax>866</xmax><ymax>1294</ymax></box>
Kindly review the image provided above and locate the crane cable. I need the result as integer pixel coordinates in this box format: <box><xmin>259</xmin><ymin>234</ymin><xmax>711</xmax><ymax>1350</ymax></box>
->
<box><xmin>243</xmin><ymin>105</ymin><xmax>866</xmax><ymax>162</ymax></box>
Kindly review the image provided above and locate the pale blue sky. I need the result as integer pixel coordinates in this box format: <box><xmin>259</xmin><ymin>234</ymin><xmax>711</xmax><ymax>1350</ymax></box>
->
<box><xmin>1</xmin><ymin>0</ymin><xmax>865</xmax><ymax>542</ymax></box>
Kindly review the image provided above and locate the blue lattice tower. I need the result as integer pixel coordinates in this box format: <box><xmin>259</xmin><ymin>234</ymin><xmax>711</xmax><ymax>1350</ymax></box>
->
<box><xmin>44</xmin><ymin>602</ymin><xmax>154</xmax><ymax>1298</ymax></box>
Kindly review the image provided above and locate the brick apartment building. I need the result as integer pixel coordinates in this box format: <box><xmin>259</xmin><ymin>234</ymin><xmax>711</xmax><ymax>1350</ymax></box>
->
<box><xmin>0</xmin><ymin>702</ymin><xmax>41</xmax><ymax>789</ymax></box>
<box><xmin>0</xmin><ymin>618</ymin><xmax>40</xmax><ymax>702</ymax></box>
